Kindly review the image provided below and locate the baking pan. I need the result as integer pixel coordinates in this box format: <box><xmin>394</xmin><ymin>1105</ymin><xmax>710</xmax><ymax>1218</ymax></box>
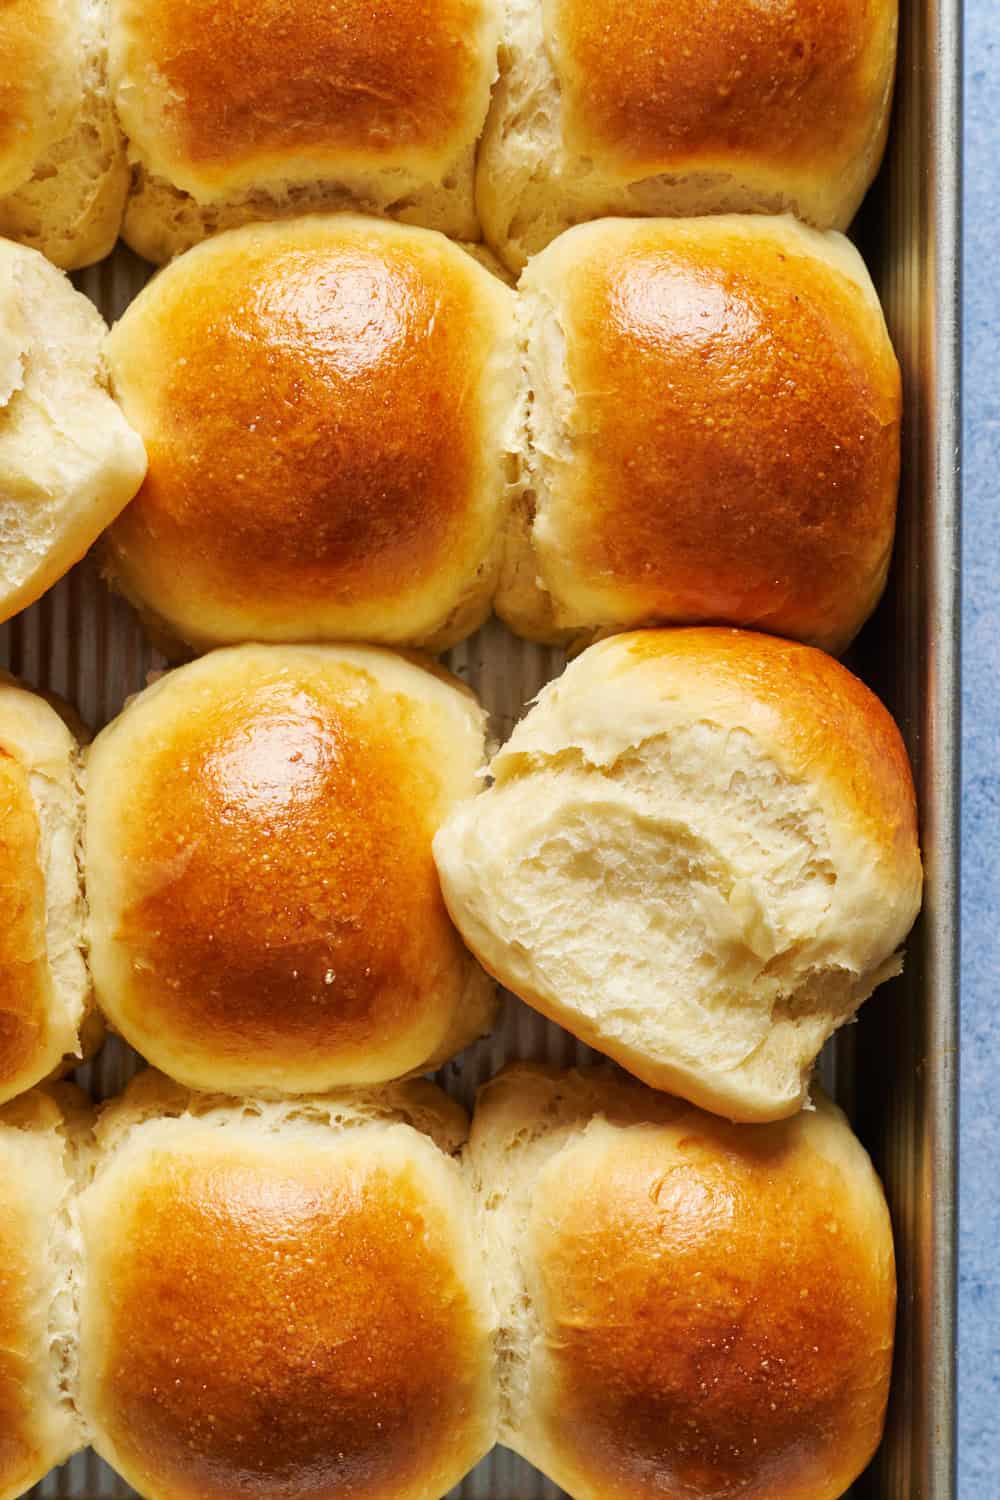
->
<box><xmin>10</xmin><ymin>0</ymin><xmax>961</xmax><ymax>1490</ymax></box>
<box><xmin>847</xmin><ymin>0</ymin><xmax>962</xmax><ymax>1491</ymax></box>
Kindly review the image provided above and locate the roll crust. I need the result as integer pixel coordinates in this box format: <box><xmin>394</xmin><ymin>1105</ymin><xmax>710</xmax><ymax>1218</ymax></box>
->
<box><xmin>85</xmin><ymin>645</ymin><xmax>494</xmax><ymax>1094</ymax></box>
<box><xmin>79</xmin><ymin>1075</ymin><xmax>496</xmax><ymax>1500</ymax></box>
<box><xmin>434</xmin><ymin>629</ymin><xmax>922</xmax><ymax>1121</ymax></box>
<box><xmin>104</xmin><ymin>216</ymin><xmax>517</xmax><ymax>654</ymax></box>
<box><xmin>0</xmin><ymin>678</ymin><xmax>89</xmax><ymax>1105</ymax></box>
<box><xmin>0</xmin><ymin>1087</ymin><xmax>87</xmax><ymax>1500</ymax></box>
<box><xmin>477</xmin><ymin>0</ymin><xmax>897</xmax><ymax>270</ymax></box>
<box><xmin>502</xmin><ymin>216</ymin><xmax>901</xmax><ymax>654</ymax></box>
<box><xmin>554</xmin><ymin>0</ymin><xmax>892</xmax><ymax>180</ymax></box>
<box><xmin>0</xmin><ymin>1</ymin><xmax>76</xmax><ymax>197</ymax></box>
<box><xmin>469</xmin><ymin>1064</ymin><xmax>896</xmax><ymax>1500</ymax></box>
<box><xmin>0</xmin><ymin>0</ymin><xmax>127</xmax><ymax>269</ymax></box>
<box><xmin>112</xmin><ymin>0</ymin><xmax>501</xmax><ymax>258</ymax></box>
<box><xmin>0</xmin><ymin>752</ymin><xmax>57</xmax><ymax>1087</ymax></box>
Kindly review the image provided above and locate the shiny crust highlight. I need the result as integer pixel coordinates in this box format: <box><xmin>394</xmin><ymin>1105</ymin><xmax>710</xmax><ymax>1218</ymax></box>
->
<box><xmin>85</xmin><ymin>645</ymin><xmax>493</xmax><ymax>1094</ymax></box>
<box><xmin>79</xmin><ymin>1081</ymin><xmax>496</xmax><ymax>1500</ymax></box>
<box><xmin>502</xmin><ymin>217</ymin><xmax>901</xmax><ymax>653</ymax></box>
<box><xmin>104</xmin><ymin>217</ymin><xmax>516</xmax><ymax>653</ymax></box>
<box><xmin>469</xmin><ymin>1064</ymin><xmax>896</xmax><ymax>1500</ymax></box>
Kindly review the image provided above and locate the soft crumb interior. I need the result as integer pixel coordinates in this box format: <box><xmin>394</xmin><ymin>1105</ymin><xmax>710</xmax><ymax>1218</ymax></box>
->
<box><xmin>496</xmin><ymin>285</ymin><xmax>566</xmax><ymax>635</ymax></box>
<box><xmin>0</xmin><ymin>245</ymin><xmax>141</xmax><ymax>603</ymax></box>
<box><xmin>95</xmin><ymin>1077</ymin><xmax>468</xmax><ymax>1164</ymax></box>
<box><xmin>47</xmin><ymin>1103</ymin><xmax>94</xmax><ymax>1443</ymax></box>
<box><xmin>0</xmin><ymin>293</ymin><xmax>26</xmax><ymax>410</ymax></box>
<box><xmin>0</xmin><ymin>252</ymin><xmax>101</xmax><ymax>571</ymax></box>
<box><xmin>467</xmin><ymin>1109</ymin><xmax>571</xmax><ymax>1434</ymax></box>
<box><xmin>124</xmin><ymin>143</ymin><xmax>480</xmax><ymax>262</ymax></box>
<box><xmin>450</xmin><ymin>723</ymin><xmax>875</xmax><ymax>1106</ymax></box>
<box><xmin>31</xmin><ymin>750</ymin><xmax>89</xmax><ymax>1055</ymax></box>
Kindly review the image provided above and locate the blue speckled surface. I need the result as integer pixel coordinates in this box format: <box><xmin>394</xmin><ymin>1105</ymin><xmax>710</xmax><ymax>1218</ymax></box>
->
<box><xmin>961</xmin><ymin>1</ymin><xmax>999</xmax><ymax>1493</ymax></box>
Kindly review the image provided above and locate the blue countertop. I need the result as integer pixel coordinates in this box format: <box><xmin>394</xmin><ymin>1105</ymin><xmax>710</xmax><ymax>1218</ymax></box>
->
<box><xmin>961</xmin><ymin>2</ymin><xmax>998</xmax><ymax>1493</ymax></box>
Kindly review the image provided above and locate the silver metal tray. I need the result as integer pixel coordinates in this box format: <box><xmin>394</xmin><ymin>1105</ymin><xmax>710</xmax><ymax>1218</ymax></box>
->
<box><xmin>10</xmin><ymin>0</ymin><xmax>961</xmax><ymax>1491</ymax></box>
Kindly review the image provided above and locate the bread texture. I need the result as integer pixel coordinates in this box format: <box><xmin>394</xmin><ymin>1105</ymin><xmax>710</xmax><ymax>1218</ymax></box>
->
<box><xmin>111</xmin><ymin>0</ymin><xmax>502</xmax><ymax>262</ymax></box>
<box><xmin>0</xmin><ymin>0</ymin><xmax>127</xmax><ymax>269</ymax></box>
<box><xmin>501</xmin><ymin>216</ymin><xmax>901</xmax><ymax>653</ymax></box>
<box><xmin>78</xmin><ymin>1070</ymin><xmax>497</xmax><ymax>1500</ymax></box>
<box><xmin>478</xmin><ymin>0</ymin><xmax>898</xmax><ymax>271</ymax></box>
<box><xmin>0</xmin><ymin>241</ymin><xmax>146</xmax><ymax>624</ymax></box>
<box><xmin>103</xmin><ymin>215</ymin><xmax>519</xmax><ymax>655</ymax></box>
<box><xmin>468</xmin><ymin>1064</ymin><xmax>895</xmax><ymax>1500</ymax></box>
<box><xmin>85</xmin><ymin>644</ymin><xmax>495</xmax><ymax>1094</ymax></box>
<box><xmin>0</xmin><ymin>676</ymin><xmax>92</xmax><ymax>1105</ymax></box>
<box><xmin>434</xmin><ymin>629</ymin><xmax>922</xmax><ymax>1122</ymax></box>
<box><xmin>0</xmin><ymin>1085</ymin><xmax>90</xmax><ymax>1500</ymax></box>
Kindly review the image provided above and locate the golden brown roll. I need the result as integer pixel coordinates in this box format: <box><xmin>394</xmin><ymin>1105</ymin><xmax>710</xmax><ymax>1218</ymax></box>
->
<box><xmin>110</xmin><ymin>0</ymin><xmax>502</xmax><ymax>262</ymax></box>
<box><xmin>103</xmin><ymin>216</ymin><xmax>518</xmax><ymax>655</ymax></box>
<box><xmin>0</xmin><ymin>1086</ymin><xmax>88</xmax><ymax>1500</ymax></box>
<box><xmin>501</xmin><ymin>216</ymin><xmax>901</xmax><ymax>654</ymax></box>
<box><xmin>85</xmin><ymin>644</ymin><xmax>494</xmax><ymax>1094</ymax></box>
<box><xmin>469</xmin><ymin>1064</ymin><xmax>896</xmax><ymax>1500</ymax></box>
<box><xmin>0</xmin><ymin>240</ymin><xmax>146</xmax><ymax>625</ymax></box>
<box><xmin>78</xmin><ymin>1071</ymin><xmax>497</xmax><ymax>1500</ymax></box>
<box><xmin>0</xmin><ymin>0</ymin><xmax>127</xmax><ymax>269</ymax></box>
<box><xmin>434</xmin><ymin>629</ymin><xmax>922</xmax><ymax>1122</ymax></box>
<box><xmin>0</xmin><ymin>676</ymin><xmax>91</xmax><ymax>1105</ymax></box>
<box><xmin>478</xmin><ymin>0</ymin><xmax>898</xmax><ymax>270</ymax></box>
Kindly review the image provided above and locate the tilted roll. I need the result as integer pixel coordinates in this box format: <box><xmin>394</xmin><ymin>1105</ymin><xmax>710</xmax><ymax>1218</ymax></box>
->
<box><xmin>435</xmin><ymin>629</ymin><xmax>922</xmax><ymax>1121</ymax></box>
<box><xmin>0</xmin><ymin>240</ymin><xmax>146</xmax><ymax>626</ymax></box>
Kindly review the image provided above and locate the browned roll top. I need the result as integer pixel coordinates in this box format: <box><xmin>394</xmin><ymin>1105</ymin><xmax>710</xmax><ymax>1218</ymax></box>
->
<box><xmin>85</xmin><ymin>645</ymin><xmax>493</xmax><ymax>1094</ymax></box>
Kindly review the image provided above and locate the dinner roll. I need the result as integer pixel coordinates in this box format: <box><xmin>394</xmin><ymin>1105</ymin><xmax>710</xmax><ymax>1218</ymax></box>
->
<box><xmin>469</xmin><ymin>1064</ymin><xmax>895</xmax><ymax>1500</ymax></box>
<box><xmin>78</xmin><ymin>1071</ymin><xmax>496</xmax><ymax>1500</ymax></box>
<box><xmin>111</xmin><ymin>0</ymin><xmax>502</xmax><ymax>262</ymax></box>
<box><xmin>0</xmin><ymin>0</ymin><xmax>126</xmax><ymax>268</ymax></box>
<box><xmin>85</xmin><ymin>644</ymin><xmax>495</xmax><ymax>1094</ymax></box>
<box><xmin>0</xmin><ymin>1087</ymin><xmax>89</xmax><ymax>1500</ymax></box>
<box><xmin>103</xmin><ymin>216</ymin><xmax>518</xmax><ymax>655</ymax></box>
<box><xmin>0</xmin><ymin>677</ymin><xmax>93</xmax><ymax>1105</ymax></box>
<box><xmin>478</xmin><ymin>0</ymin><xmax>898</xmax><ymax>270</ymax></box>
<box><xmin>0</xmin><ymin>241</ymin><xmax>145</xmax><ymax>624</ymax></box>
<box><xmin>434</xmin><ymin>629</ymin><xmax>922</xmax><ymax>1122</ymax></box>
<box><xmin>501</xmin><ymin>217</ymin><xmax>901</xmax><ymax>654</ymax></box>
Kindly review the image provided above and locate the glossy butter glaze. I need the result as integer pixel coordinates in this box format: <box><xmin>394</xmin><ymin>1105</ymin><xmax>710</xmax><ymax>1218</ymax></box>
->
<box><xmin>0</xmin><ymin>752</ymin><xmax>55</xmax><ymax>1089</ymax></box>
<box><xmin>527</xmin><ymin>1115</ymin><xmax>894</xmax><ymax>1500</ymax></box>
<box><xmin>111</xmin><ymin>0</ymin><xmax>498</xmax><ymax>195</ymax></box>
<box><xmin>0</xmin><ymin>0</ymin><xmax>73</xmax><ymax>196</ymax></box>
<box><xmin>81</xmin><ymin>1127</ymin><xmax>494</xmax><ymax>1500</ymax></box>
<box><xmin>84</xmin><ymin>645</ymin><xmax>492</xmax><ymax>1093</ymax></box>
<box><xmin>526</xmin><ymin>219</ymin><xmax>901</xmax><ymax>652</ymax></box>
<box><xmin>550</xmin><ymin>0</ymin><xmax>894</xmax><ymax>179</ymax></box>
<box><xmin>104</xmin><ymin>218</ymin><xmax>514</xmax><ymax>652</ymax></box>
